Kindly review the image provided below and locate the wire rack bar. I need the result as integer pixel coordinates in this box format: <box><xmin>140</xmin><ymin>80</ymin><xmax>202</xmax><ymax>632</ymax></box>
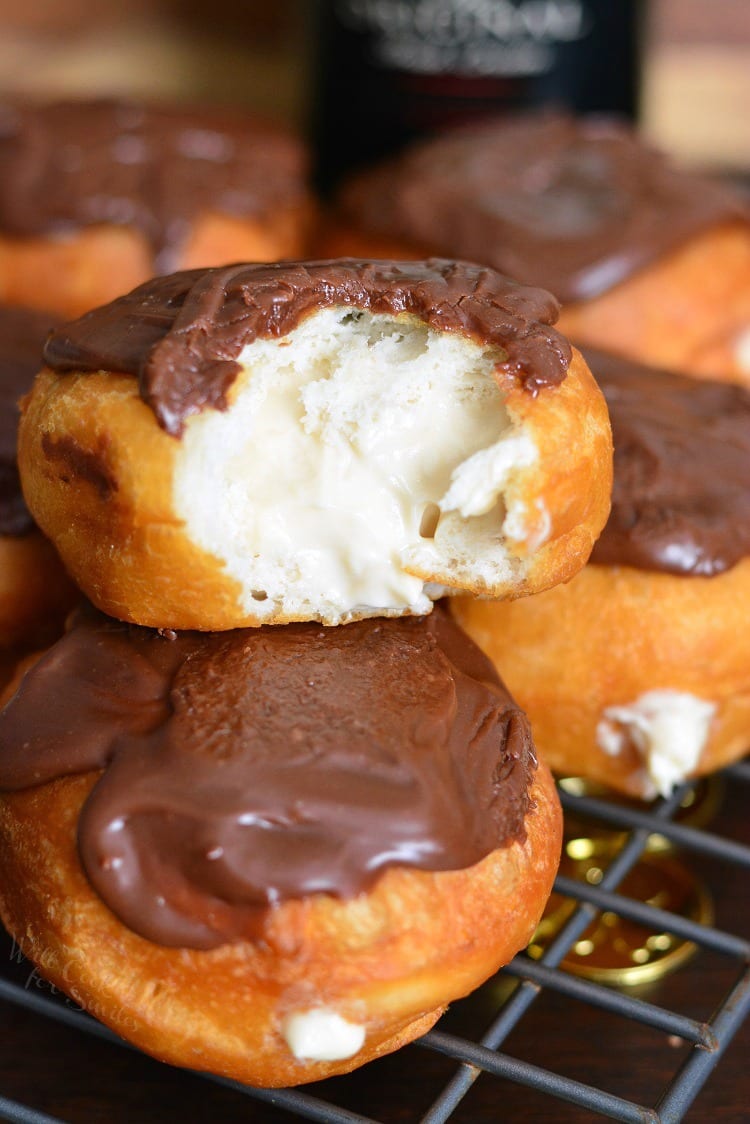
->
<box><xmin>552</xmin><ymin>875</ymin><xmax>750</xmax><ymax>958</ymax></box>
<box><xmin>0</xmin><ymin>979</ymin><xmax>121</xmax><ymax>1046</ymax></box>
<box><xmin>421</xmin><ymin>1030</ymin><xmax>659</xmax><ymax>1124</ymax></box>
<box><xmin>0</xmin><ymin>1097</ymin><xmax>66</xmax><ymax>1124</ymax></box>
<box><xmin>1</xmin><ymin>766</ymin><xmax>747</xmax><ymax>1124</ymax></box>
<box><xmin>418</xmin><ymin>773</ymin><xmax>748</xmax><ymax>1124</ymax></box>
<box><xmin>419</xmin><ymin>821</ymin><xmax>663</xmax><ymax>1123</ymax></box>
<box><xmin>724</xmin><ymin>760</ymin><xmax>750</xmax><ymax>782</ymax></box>
<box><xmin>558</xmin><ymin>793</ymin><xmax>750</xmax><ymax>867</ymax></box>
<box><xmin>544</xmin><ymin>827</ymin><xmax>658</xmax><ymax>964</ymax></box>
<box><xmin>503</xmin><ymin>958</ymin><xmax>717</xmax><ymax>1048</ymax></box>
<box><xmin>655</xmin><ymin>970</ymin><xmax>750</xmax><ymax>1124</ymax></box>
<box><xmin>0</xmin><ymin>976</ymin><xmax>380</xmax><ymax>1124</ymax></box>
<box><xmin>205</xmin><ymin>1076</ymin><xmax>380</xmax><ymax>1124</ymax></box>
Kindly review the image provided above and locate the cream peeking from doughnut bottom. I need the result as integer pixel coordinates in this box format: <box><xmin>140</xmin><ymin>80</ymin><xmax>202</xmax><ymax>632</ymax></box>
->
<box><xmin>453</xmin><ymin>563</ymin><xmax>750</xmax><ymax>799</ymax></box>
<box><xmin>0</xmin><ymin>605</ymin><xmax>562</xmax><ymax>1087</ymax></box>
<box><xmin>20</xmin><ymin>259</ymin><xmax>612</xmax><ymax>630</ymax></box>
<box><xmin>597</xmin><ymin>690</ymin><xmax>717</xmax><ymax>799</ymax></box>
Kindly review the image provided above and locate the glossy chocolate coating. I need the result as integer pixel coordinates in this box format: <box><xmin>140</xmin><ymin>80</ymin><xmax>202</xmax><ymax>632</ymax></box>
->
<box><xmin>0</xmin><ymin>98</ymin><xmax>307</xmax><ymax>271</ymax></box>
<box><xmin>586</xmin><ymin>347</ymin><xmax>750</xmax><ymax>575</ymax></box>
<box><xmin>0</xmin><ymin>305</ymin><xmax>57</xmax><ymax>535</ymax></box>
<box><xmin>339</xmin><ymin>113</ymin><xmax>748</xmax><ymax>303</ymax></box>
<box><xmin>0</xmin><ymin>605</ymin><xmax>535</xmax><ymax>949</ymax></box>
<box><xmin>43</xmin><ymin>258</ymin><xmax>572</xmax><ymax>435</ymax></box>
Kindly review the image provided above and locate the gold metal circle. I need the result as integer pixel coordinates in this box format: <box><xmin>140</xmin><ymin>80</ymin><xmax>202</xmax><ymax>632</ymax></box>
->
<box><xmin>530</xmin><ymin>849</ymin><xmax>714</xmax><ymax>987</ymax></box>
<box><xmin>556</xmin><ymin>775</ymin><xmax>725</xmax><ymax>856</ymax></box>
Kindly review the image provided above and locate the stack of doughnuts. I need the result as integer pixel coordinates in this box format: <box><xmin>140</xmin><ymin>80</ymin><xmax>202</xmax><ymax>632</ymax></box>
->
<box><xmin>0</xmin><ymin>257</ymin><xmax>617</xmax><ymax>1084</ymax></box>
<box><xmin>0</xmin><ymin>98</ymin><xmax>314</xmax><ymax>318</ymax></box>
<box><xmin>325</xmin><ymin>112</ymin><xmax>750</xmax><ymax>385</ymax></box>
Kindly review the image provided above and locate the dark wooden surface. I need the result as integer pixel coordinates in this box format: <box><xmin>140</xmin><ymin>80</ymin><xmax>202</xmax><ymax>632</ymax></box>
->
<box><xmin>0</xmin><ymin>774</ymin><xmax>747</xmax><ymax>1124</ymax></box>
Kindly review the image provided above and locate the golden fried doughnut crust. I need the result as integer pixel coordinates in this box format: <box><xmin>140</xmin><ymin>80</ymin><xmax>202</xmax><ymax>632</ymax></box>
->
<box><xmin>557</xmin><ymin>222</ymin><xmax>750</xmax><ymax>385</ymax></box>
<box><xmin>452</xmin><ymin>561</ymin><xmax>750</xmax><ymax>798</ymax></box>
<box><xmin>0</xmin><ymin>760</ymin><xmax>561</xmax><ymax>1087</ymax></box>
<box><xmin>0</xmin><ymin>531</ymin><xmax>75</xmax><ymax>650</ymax></box>
<box><xmin>0</xmin><ymin>204</ymin><xmax>314</xmax><ymax>320</ymax></box>
<box><xmin>18</xmin><ymin>341</ymin><xmax>612</xmax><ymax>630</ymax></box>
<box><xmin>0</xmin><ymin>97</ymin><xmax>316</xmax><ymax>317</ymax></box>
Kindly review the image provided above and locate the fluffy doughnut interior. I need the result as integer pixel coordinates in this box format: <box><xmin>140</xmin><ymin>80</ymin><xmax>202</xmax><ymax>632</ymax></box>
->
<box><xmin>173</xmin><ymin>307</ymin><xmax>538</xmax><ymax>624</ymax></box>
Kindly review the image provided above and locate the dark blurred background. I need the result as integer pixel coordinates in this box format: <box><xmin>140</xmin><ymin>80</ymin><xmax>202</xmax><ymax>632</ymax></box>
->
<box><xmin>0</xmin><ymin>0</ymin><xmax>747</xmax><ymax>170</ymax></box>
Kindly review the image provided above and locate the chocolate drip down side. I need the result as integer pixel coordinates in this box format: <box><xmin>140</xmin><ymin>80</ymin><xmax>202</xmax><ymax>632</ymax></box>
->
<box><xmin>0</xmin><ymin>99</ymin><xmax>307</xmax><ymax>272</ymax></box>
<box><xmin>585</xmin><ymin>347</ymin><xmax>750</xmax><ymax>576</ymax></box>
<box><xmin>0</xmin><ymin>606</ymin><xmax>536</xmax><ymax>949</ymax></box>
<box><xmin>43</xmin><ymin>258</ymin><xmax>572</xmax><ymax>436</ymax></box>
<box><xmin>0</xmin><ymin>305</ymin><xmax>59</xmax><ymax>535</ymax></box>
<box><xmin>339</xmin><ymin>112</ymin><xmax>748</xmax><ymax>303</ymax></box>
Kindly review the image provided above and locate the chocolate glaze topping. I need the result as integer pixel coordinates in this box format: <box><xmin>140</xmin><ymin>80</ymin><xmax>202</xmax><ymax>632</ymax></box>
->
<box><xmin>0</xmin><ymin>99</ymin><xmax>307</xmax><ymax>272</ymax></box>
<box><xmin>0</xmin><ymin>305</ymin><xmax>58</xmax><ymax>535</ymax></box>
<box><xmin>339</xmin><ymin>113</ymin><xmax>748</xmax><ymax>303</ymax></box>
<box><xmin>43</xmin><ymin>258</ymin><xmax>572</xmax><ymax>435</ymax></box>
<box><xmin>586</xmin><ymin>347</ymin><xmax>750</xmax><ymax>575</ymax></box>
<box><xmin>0</xmin><ymin>605</ymin><xmax>535</xmax><ymax>949</ymax></box>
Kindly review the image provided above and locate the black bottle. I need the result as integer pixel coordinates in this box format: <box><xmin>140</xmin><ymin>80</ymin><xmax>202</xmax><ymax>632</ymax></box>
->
<box><xmin>311</xmin><ymin>0</ymin><xmax>646</xmax><ymax>192</ymax></box>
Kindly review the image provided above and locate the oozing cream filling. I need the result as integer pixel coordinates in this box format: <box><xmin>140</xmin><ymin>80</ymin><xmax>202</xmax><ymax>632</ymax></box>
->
<box><xmin>173</xmin><ymin>307</ymin><xmax>539</xmax><ymax>622</ymax></box>
<box><xmin>281</xmin><ymin>1009</ymin><xmax>366</xmax><ymax>1062</ymax></box>
<box><xmin>597</xmin><ymin>690</ymin><xmax>716</xmax><ymax>798</ymax></box>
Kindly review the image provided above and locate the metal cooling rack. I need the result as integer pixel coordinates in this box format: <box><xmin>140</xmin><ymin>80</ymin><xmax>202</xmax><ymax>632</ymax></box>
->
<box><xmin>1</xmin><ymin>760</ymin><xmax>748</xmax><ymax>1124</ymax></box>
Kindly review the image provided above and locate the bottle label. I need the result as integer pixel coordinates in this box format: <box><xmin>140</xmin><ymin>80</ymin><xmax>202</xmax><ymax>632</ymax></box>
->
<box><xmin>335</xmin><ymin>0</ymin><xmax>592</xmax><ymax>77</ymax></box>
<box><xmin>313</xmin><ymin>0</ymin><xmax>642</xmax><ymax>189</ymax></box>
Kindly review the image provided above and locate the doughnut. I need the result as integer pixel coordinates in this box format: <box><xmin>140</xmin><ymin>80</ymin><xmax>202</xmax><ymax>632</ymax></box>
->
<box><xmin>19</xmin><ymin>258</ymin><xmax>612</xmax><ymax>631</ymax></box>
<box><xmin>0</xmin><ymin>98</ymin><xmax>314</xmax><ymax>318</ymax></box>
<box><xmin>0</xmin><ymin>305</ymin><xmax>75</xmax><ymax>653</ymax></box>
<box><xmin>325</xmin><ymin>112</ymin><xmax>750</xmax><ymax>385</ymax></box>
<box><xmin>0</xmin><ymin>603</ymin><xmax>562</xmax><ymax>1086</ymax></box>
<box><xmin>452</xmin><ymin>347</ymin><xmax>750</xmax><ymax>799</ymax></box>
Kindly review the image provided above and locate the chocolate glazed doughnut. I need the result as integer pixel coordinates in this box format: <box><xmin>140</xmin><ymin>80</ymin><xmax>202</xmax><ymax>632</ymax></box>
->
<box><xmin>326</xmin><ymin>112</ymin><xmax>750</xmax><ymax>384</ymax></box>
<box><xmin>0</xmin><ymin>605</ymin><xmax>562</xmax><ymax>1086</ymax></box>
<box><xmin>20</xmin><ymin>258</ymin><xmax>612</xmax><ymax>630</ymax></box>
<box><xmin>453</xmin><ymin>347</ymin><xmax>750</xmax><ymax>798</ymax></box>
<box><xmin>0</xmin><ymin>98</ymin><xmax>315</xmax><ymax>317</ymax></box>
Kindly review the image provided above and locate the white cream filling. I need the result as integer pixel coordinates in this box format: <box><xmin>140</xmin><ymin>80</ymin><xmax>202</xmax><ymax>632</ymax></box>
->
<box><xmin>282</xmin><ymin>1009</ymin><xmax>366</xmax><ymax>1062</ymax></box>
<box><xmin>440</xmin><ymin>433</ymin><xmax>537</xmax><ymax>518</ymax></box>
<box><xmin>597</xmin><ymin>690</ymin><xmax>716</xmax><ymax>798</ymax></box>
<box><xmin>172</xmin><ymin>307</ymin><xmax>540</xmax><ymax>622</ymax></box>
<box><xmin>502</xmin><ymin>495</ymin><xmax>551</xmax><ymax>552</ymax></box>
